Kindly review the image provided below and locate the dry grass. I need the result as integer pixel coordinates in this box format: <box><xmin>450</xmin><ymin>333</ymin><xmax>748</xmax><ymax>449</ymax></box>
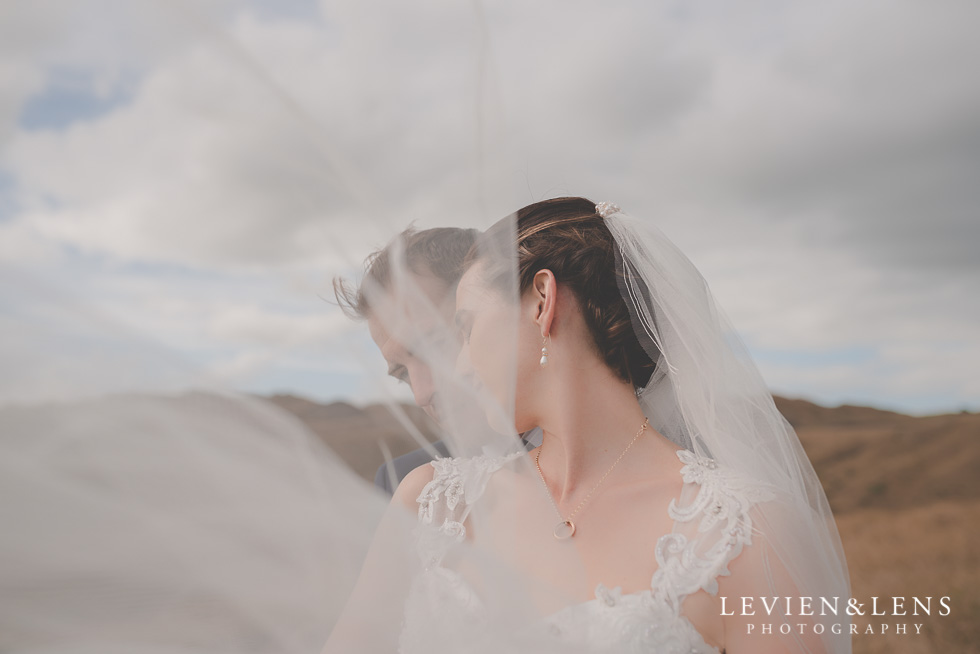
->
<box><xmin>786</xmin><ymin>401</ymin><xmax>980</xmax><ymax>654</ymax></box>
<box><xmin>836</xmin><ymin>500</ymin><xmax>980</xmax><ymax>653</ymax></box>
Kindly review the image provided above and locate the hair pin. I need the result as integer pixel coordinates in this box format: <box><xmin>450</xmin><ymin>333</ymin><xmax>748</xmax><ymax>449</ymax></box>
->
<box><xmin>595</xmin><ymin>201</ymin><xmax>621</xmax><ymax>219</ymax></box>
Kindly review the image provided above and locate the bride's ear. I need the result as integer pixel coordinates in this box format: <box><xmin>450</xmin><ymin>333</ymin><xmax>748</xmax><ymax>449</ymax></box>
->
<box><xmin>531</xmin><ymin>269</ymin><xmax>557</xmax><ymax>337</ymax></box>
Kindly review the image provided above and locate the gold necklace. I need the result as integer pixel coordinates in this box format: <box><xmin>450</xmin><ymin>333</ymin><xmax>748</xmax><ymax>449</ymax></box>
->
<box><xmin>534</xmin><ymin>417</ymin><xmax>649</xmax><ymax>540</ymax></box>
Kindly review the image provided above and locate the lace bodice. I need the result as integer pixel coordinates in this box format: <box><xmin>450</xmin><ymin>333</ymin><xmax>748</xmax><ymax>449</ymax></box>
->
<box><xmin>398</xmin><ymin>448</ymin><xmax>775</xmax><ymax>654</ymax></box>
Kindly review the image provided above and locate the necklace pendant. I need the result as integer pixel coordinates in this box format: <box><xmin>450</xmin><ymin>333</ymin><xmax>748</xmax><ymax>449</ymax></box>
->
<box><xmin>553</xmin><ymin>520</ymin><xmax>575</xmax><ymax>540</ymax></box>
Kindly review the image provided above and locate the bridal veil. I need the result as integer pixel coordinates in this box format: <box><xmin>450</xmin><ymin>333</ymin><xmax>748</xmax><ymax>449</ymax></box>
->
<box><xmin>1</xmin><ymin>3</ymin><xmax>850</xmax><ymax>653</ymax></box>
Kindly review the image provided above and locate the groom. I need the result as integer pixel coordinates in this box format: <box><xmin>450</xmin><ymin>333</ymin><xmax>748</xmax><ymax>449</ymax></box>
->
<box><xmin>335</xmin><ymin>226</ymin><xmax>535</xmax><ymax>494</ymax></box>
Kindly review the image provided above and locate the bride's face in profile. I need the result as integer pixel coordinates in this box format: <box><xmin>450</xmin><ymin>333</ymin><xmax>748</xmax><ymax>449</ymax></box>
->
<box><xmin>454</xmin><ymin>261</ymin><xmax>543</xmax><ymax>432</ymax></box>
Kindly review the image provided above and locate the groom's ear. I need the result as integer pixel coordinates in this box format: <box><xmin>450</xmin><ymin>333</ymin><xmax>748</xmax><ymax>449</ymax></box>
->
<box><xmin>531</xmin><ymin>269</ymin><xmax>557</xmax><ymax>336</ymax></box>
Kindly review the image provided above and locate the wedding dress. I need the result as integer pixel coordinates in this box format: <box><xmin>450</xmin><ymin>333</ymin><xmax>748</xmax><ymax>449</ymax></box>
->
<box><xmin>400</xmin><ymin>447</ymin><xmax>776</xmax><ymax>654</ymax></box>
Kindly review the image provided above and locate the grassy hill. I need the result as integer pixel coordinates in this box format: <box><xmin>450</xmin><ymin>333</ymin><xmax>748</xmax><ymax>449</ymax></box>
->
<box><xmin>774</xmin><ymin>397</ymin><xmax>980</xmax><ymax>513</ymax></box>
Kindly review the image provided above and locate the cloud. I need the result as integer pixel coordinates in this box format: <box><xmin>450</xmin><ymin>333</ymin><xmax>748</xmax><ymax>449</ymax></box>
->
<box><xmin>1</xmin><ymin>0</ymin><xmax>977</xmax><ymax>412</ymax></box>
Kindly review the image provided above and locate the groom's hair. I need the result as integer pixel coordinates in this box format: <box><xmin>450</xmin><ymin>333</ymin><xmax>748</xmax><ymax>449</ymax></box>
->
<box><xmin>333</xmin><ymin>226</ymin><xmax>480</xmax><ymax>320</ymax></box>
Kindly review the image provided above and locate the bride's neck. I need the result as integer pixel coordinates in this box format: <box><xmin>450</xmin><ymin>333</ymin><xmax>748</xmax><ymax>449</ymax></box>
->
<box><xmin>532</xmin><ymin>358</ymin><xmax>651</xmax><ymax>504</ymax></box>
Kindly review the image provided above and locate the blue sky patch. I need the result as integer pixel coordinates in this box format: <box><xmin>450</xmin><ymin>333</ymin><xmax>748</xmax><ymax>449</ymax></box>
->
<box><xmin>20</xmin><ymin>68</ymin><xmax>135</xmax><ymax>131</ymax></box>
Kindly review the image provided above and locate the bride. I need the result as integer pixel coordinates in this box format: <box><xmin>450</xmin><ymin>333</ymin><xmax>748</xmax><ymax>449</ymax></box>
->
<box><xmin>325</xmin><ymin>197</ymin><xmax>852</xmax><ymax>653</ymax></box>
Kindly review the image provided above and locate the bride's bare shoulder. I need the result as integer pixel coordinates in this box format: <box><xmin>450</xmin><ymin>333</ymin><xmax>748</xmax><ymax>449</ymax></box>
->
<box><xmin>391</xmin><ymin>460</ymin><xmax>437</xmax><ymax>512</ymax></box>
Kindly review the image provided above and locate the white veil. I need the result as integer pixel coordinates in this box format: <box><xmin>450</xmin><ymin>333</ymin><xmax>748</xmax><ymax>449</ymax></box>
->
<box><xmin>1</xmin><ymin>5</ymin><xmax>851</xmax><ymax>653</ymax></box>
<box><xmin>606</xmin><ymin>204</ymin><xmax>852</xmax><ymax>651</ymax></box>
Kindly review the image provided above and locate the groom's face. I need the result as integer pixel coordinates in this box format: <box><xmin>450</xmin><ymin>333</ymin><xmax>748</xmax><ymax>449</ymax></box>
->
<box><xmin>366</xmin><ymin>271</ymin><xmax>457</xmax><ymax>424</ymax></box>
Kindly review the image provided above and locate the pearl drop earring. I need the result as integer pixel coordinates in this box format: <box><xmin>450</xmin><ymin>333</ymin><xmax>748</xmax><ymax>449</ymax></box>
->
<box><xmin>539</xmin><ymin>335</ymin><xmax>550</xmax><ymax>368</ymax></box>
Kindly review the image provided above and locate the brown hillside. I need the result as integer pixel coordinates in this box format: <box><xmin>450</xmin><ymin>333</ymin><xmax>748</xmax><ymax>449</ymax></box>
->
<box><xmin>773</xmin><ymin>397</ymin><xmax>980</xmax><ymax>513</ymax></box>
<box><xmin>773</xmin><ymin>396</ymin><xmax>910</xmax><ymax>428</ymax></box>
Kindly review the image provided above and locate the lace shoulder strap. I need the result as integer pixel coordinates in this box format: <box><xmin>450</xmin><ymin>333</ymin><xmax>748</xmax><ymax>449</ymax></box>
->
<box><xmin>652</xmin><ymin>449</ymin><xmax>777</xmax><ymax>607</ymax></box>
<box><xmin>413</xmin><ymin>450</ymin><xmax>524</xmax><ymax>568</ymax></box>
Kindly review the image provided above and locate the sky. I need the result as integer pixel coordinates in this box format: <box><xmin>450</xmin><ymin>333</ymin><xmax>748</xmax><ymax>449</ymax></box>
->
<box><xmin>1</xmin><ymin>0</ymin><xmax>977</xmax><ymax>415</ymax></box>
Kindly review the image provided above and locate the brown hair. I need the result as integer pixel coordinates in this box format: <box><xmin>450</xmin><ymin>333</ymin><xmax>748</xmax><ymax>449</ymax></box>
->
<box><xmin>333</xmin><ymin>226</ymin><xmax>480</xmax><ymax>320</ymax></box>
<box><xmin>464</xmin><ymin>197</ymin><xmax>658</xmax><ymax>388</ymax></box>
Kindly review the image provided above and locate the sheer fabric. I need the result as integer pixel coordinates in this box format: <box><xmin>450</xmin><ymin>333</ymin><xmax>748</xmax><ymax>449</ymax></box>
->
<box><xmin>2</xmin><ymin>6</ymin><xmax>852</xmax><ymax>654</ymax></box>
